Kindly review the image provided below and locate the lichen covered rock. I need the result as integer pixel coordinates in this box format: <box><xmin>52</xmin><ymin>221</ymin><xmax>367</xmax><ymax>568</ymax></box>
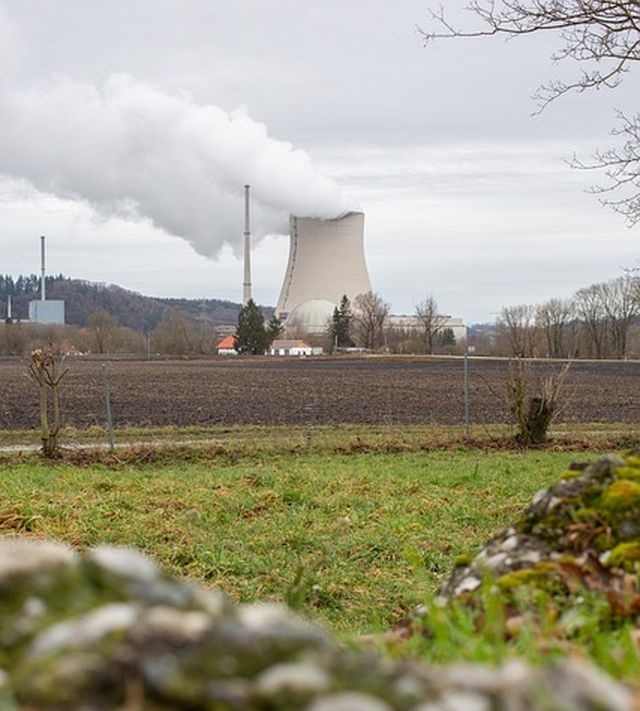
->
<box><xmin>440</xmin><ymin>454</ymin><xmax>640</xmax><ymax>617</ymax></box>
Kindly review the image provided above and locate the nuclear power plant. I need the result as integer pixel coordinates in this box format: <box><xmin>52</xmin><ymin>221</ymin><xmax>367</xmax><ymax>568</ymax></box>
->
<box><xmin>275</xmin><ymin>212</ymin><xmax>372</xmax><ymax>333</ymax></box>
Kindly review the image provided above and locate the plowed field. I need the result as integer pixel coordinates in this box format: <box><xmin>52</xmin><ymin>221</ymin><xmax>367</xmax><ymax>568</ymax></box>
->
<box><xmin>1</xmin><ymin>356</ymin><xmax>638</xmax><ymax>430</ymax></box>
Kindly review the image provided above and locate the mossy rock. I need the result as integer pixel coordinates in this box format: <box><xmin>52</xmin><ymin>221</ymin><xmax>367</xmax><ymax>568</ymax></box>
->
<box><xmin>440</xmin><ymin>453</ymin><xmax>640</xmax><ymax>620</ymax></box>
<box><xmin>601</xmin><ymin>479</ymin><xmax>640</xmax><ymax>512</ymax></box>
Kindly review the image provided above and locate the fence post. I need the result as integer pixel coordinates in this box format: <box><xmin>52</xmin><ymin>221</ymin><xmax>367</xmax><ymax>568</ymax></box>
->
<box><xmin>464</xmin><ymin>347</ymin><xmax>471</xmax><ymax>438</ymax></box>
<box><xmin>102</xmin><ymin>364</ymin><xmax>115</xmax><ymax>453</ymax></box>
<box><xmin>304</xmin><ymin>403</ymin><xmax>313</xmax><ymax>447</ymax></box>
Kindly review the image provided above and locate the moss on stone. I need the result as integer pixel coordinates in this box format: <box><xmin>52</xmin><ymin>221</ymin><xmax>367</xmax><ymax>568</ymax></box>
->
<box><xmin>560</xmin><ymin>470</ymin><xmax>583</xmax><ymax>481</ymax></box>
<box><xmin>622</xmin><ymin>455</ymin><xmax>640</xmax><ymax>469</ymax></box>
<box><xmin>608</xmin><ymin>542</ymin><xmax>640</xmax><ymax>571</ymax></box>
<box><xmin>453</xmin><ymin>552</ymin><xmax>474</xmax><ymax>567</ymax></box>
<box><xmin>497</xmin><ymin>562</ymin><xmax>560</xmax><ymax>593</ymax></box>
<box><xmin>601</xmin><ymin>480</ymin><xmax>640</xmax><ymax>512</ymax></box>
<box><xmin>610</xmin><ymin>466</ymin><xmax>640</xmax><ymax>481</ymax></box>
<box><xmin>572</xmin><ymin>507</ymin><xmax>601</xmax><ymax>524</ymax></box>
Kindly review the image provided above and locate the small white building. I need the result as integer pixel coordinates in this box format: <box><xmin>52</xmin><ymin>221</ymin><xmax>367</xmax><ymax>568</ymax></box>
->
<box><xmin>269</xmin><ymin>339</ymin><xmax>322</xmax><ymax>357</ymax></box>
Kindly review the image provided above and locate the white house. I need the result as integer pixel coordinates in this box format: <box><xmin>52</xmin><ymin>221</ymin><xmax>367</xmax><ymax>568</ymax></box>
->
<box><xmin>269</xmin><ymin>339</ymin><xmax>322</xmax><ymax>357</ymax></box>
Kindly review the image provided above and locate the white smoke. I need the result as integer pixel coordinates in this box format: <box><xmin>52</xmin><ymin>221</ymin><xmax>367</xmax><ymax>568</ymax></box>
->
<box><xmin>0</xmin><ymin>12</ymin><xmax>348</xmax><ymax>257</ymax></box>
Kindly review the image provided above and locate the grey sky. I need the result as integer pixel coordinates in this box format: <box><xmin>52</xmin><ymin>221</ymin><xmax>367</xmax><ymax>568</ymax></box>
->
<box><xmin>0</xmin><ymin>0</ymin><xmax>637</xmax><ymax>323</ymax></box>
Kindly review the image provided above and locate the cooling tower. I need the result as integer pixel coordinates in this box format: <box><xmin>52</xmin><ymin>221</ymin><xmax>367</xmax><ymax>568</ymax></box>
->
<box><xmin>276</xmin><ymin>212</ymin><xmax>372</xmax><ymax>325</ymax></box>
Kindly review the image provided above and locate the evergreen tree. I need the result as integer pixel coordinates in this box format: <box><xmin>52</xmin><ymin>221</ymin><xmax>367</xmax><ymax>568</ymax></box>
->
<box><xmin>440</xmin><ymin>328</ymin><xmax>456</xmax><ymax>347</ymax></box>
<box><xmin>234</xmin><ymin>299</ymin><xmax>269</xmax><ymax>355</ymax></box>
<box><xmin>328</xmin><ymin>295</ymin><xmax>354</xmax><ymax>350</ymax></box>
<box><xmin>266</xmin><ymin>314</ymin><xmax>284</xmax><ymax>347</ymax></box>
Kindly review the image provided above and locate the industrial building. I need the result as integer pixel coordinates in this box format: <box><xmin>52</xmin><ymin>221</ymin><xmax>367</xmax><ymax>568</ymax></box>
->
<box><xmin>275</xmin><ymin>212</ymin><xmax>372</xmax><ymax>333</ymax></box>
<box><xmin>28</xmin><ymin>300</ymin><xmax>65</xmax><ymax>325</ymax></box>
<box><xmin>26</xmin><ymin>235</ymin><xmax>65</xmax><ymax>325</ymax></box>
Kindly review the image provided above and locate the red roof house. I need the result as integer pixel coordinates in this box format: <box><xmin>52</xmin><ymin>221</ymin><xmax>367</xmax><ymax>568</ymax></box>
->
<box><xmin>216</xmin><ymin>335</ymin><xmax>237</xmax><ymax>355</ymax></box>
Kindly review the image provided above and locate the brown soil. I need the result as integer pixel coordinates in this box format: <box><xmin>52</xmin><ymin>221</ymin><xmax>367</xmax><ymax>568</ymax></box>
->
<box><xmin>1</xmin><ymin>356</ymin><xmax>639</xmax><ymax>430</ymax></box>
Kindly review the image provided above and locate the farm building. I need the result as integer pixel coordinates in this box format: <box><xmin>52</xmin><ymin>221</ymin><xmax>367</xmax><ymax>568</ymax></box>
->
<box><xmin>216</xmin><ymin>335</ymin><xmax>237</xmax><ymax>355</ymax></box>
<box><xmin>269</xmin><ymin>339</ymin><xmax>322</xmax><ymax>357</ymax></box>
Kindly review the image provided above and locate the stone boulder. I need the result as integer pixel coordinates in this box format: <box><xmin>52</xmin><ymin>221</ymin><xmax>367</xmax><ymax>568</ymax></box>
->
<box><xmin>440</xmin><ymin>454</ymin><xmax>640</xmax><ymax>616</ymax></box>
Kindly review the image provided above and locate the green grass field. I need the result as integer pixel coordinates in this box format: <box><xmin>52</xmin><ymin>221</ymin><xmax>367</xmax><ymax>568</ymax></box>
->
<box><xmin>0</xmin><ymin>449</ymin><xmax>578</xmax><ymax>633</ymax></box>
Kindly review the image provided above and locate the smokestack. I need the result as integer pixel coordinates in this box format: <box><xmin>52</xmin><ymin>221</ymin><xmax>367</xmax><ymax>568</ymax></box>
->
<box><xmin>40</xmin><ymin>235</ymin><xmax>46</xmax><ymax>301</ymax></box>
<box><xmin>7</xmin><ymin>295</ymin><xmax>11</xmax><ymax>321</ymax></box>
<box><xmin>242</xmin><ymin>185</ymin><xmax>252</xmax><ymax>305</ymax></box>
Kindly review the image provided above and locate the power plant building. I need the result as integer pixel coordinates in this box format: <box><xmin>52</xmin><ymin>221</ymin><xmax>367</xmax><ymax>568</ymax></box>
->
<box><xmin>276</xmin><ymin>211</ymin><xmax>372</xmax><ymax>333</ymax></box>
<box><xmin>28</xmin><ymin>300</ymin><xmax>65</xmax><ymax>325</ymax></box>
<box><xmin>28</xmin><ymin>235</ymin><xmax>65</xmax><ymax>325</ymax></box>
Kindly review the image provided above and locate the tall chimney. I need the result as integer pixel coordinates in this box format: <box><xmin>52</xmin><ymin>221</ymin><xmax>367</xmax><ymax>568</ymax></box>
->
<box><xmin>7</xmin><ymin>295</ymin><xmax>12</xmax><ymax>321</ymax></box>
<box><xmin>242</xmin><ymin>185</ymin><xmax>252</xmax><ymax>305</ymax></box>
<box><xmin>40</xmin><ymin>234</ymin><xmax>46</xmax><ymax>301</ymax></box>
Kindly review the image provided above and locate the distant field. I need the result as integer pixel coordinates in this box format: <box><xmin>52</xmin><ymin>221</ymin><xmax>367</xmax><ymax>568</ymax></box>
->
<box><xmin>1</xmin><ymin>355</ymin><xmax>639</xmax><ymax>430</ymax></box>
<box><xmin>0</xmin><ymin>449</ymin><xmax>576</xmax><ymax>633</ymax></box>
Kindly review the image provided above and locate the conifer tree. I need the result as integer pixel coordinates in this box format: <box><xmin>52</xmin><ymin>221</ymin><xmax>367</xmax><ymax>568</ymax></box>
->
<box><xmin>266</xmin><ymin>314</ymin><xmax>284</xmax><ymax>347</ymax></box>
<box><xmin>234</xmin><ymin>299</ymin><xmax>269</xmax><ymax>355</ymax></box>
<box><xmin>328</xmin><ymin>294</ymin><xmax>354</xmax><ymax>350</ymax></box>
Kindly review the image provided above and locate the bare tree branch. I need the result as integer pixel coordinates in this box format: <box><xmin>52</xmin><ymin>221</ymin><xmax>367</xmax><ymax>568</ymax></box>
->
<box><xmin>420</xmin><ymin>1</ymin><xmax>640</xmax><ymax>223</ymax></box>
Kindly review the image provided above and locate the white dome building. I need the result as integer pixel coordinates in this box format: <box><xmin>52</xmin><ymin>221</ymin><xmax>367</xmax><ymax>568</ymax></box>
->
<box><xmin>285</xmin><ymin>299</ymin><xmax>336</xmax><ymax>335</ymax></box>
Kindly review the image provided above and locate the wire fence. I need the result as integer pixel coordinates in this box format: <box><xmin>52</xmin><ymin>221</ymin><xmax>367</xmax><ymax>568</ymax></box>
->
<box><xmin>1</xmin><ymin>355</ymin><xmax>640</xmax><ymax>447</ymax></box>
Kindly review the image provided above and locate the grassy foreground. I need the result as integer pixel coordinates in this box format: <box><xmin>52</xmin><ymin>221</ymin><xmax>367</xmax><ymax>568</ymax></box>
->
<box><xmin>0</xmin><ymin>449</ymin><xmax>577</xmax><ymax>633</ymax></box>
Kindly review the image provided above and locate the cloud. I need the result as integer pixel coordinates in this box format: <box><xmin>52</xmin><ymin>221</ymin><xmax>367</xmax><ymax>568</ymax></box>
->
<box><xmin>0</xmin><ymin>8</ymin><xmax>348</xmax><ymax>257</ymax></box>
<box><xmin>0</xmin><ymin>3</ymin><xmax>23</xmax><ymax>87</ymax></box>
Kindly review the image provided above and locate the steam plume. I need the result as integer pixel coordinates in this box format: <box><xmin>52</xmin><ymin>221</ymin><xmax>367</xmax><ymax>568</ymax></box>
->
<box><xmin>0</xmin><ymin>10</ymin><xmax>348</xmax><ymax>257</ymax></box>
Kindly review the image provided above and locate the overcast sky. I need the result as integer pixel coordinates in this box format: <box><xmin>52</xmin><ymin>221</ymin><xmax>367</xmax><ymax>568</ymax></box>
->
<box><xmin>0</xmin><ymin>0</ymin><xmax>637</xmax><ymax>323</ymax></box>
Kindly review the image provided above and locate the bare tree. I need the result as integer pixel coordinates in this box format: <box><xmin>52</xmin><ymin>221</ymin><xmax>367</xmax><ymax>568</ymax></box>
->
<box><xmin>87</xmin><ymin>308</ymin><xmax>119</xmax><ymax>354</ymax></box>
<box><xmin>352</xmin><ymin>292</ymin><xmax>390</xmax><ymax>350</ymax></box>
<box><xmin>573</xmin><ymin>111</ymin><xmax>640</xmax><ymax>225</ymax></box>
<box><xmin>573</xmin><ymin>284</ymin><xmax>608</xmax><ymax>358</ymax></box>
<box><xmin>496</xmin><ymin>304</ymin><xmax>538</xmax><ymax>357</ymax></box>
<box><xmin>26</xmin><ymin>347</ymin><xmax>69</xmax><ymax>458</ymax></box>
<box><xmin>597</xmin><ymin>274</ymin><xmax>640</xmax><ymax>358</ymax></box>
<box><xmin>415</xmin><ymin>296</ymin><xmax>448</xmax><ymax>355</ymax></box>
<box><xmin>535</xmin><ymin>298</ymin><xmax>575</xmax><ymax>358</ymax></box>
<box><xmin>152</xmin><ymin>312</ymin><xmax>205</xmax><ymax>355</ymax></box>
<box><xmin>420</xmin><ymin>1</ymin><xmax>640</xmax><ymax>224</ymax></box>
<box><xmin>507</xmin><ymin>360</ymin><xmax>571</xmax><ymax>446</ymax></box>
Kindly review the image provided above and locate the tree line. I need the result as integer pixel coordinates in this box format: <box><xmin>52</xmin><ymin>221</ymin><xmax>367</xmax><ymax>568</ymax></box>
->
<box><xmin>0</xmin><ymin>274</ymin><xmax>242</xmax><ymax>333</ymax></box>
<box><xmin>0</xmin><ymin>308</ymin><xmax>221</xmax><ymax>357</ymax></box>
<box><xmin>494</xmin><ymin>274</ymin><xmax>640</xmax><ymax>359</ymax></box>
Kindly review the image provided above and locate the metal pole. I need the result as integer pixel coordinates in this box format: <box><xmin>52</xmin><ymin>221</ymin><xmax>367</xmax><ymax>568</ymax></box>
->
<box><xmin>305</xmin><ymin>403</ymin><xmax>313</xmax><ymax>447</ymax></box>
<box><xmin>102</xmin><ymin>364</ymin><xmax>115</xmax><ymax>453</ymax></box>
<box><xmin>464</xmin><ymin>348</ymin><xmax>470</xmax><ymax>437</ymax></box>
<box><xmin>40</xmin><ymin>235</ymin><xmax>46</xmax><ymax>301</ymax></box>
<box><xmin>243</xmin><ymin>185</ymin><xmax>252</xmax><ymax>305</ymax></box>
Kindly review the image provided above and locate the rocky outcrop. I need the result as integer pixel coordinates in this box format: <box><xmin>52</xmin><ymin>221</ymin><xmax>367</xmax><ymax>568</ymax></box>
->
<box><xmin>0</xmin><ymin>534</ymin><xmax>634</xmax><ymax>710</ymax></box>
<box><xmin>440</xmin><ymin>454</ymin><xmax>640</xmax><ymax>615</ymax></box>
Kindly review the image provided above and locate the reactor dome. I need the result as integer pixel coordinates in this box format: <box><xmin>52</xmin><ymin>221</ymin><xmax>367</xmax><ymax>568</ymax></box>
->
<box><xmin>285</xmin><ymin>299</ymin><xmax>336</xmax><ymax>335</ymax></box>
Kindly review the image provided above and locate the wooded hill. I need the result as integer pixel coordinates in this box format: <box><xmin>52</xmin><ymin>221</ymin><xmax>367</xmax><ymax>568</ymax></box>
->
<box><xmin>0</xmin><ymin>274</ymin><xmax>256</xmax><ymax>332</ymax></box>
